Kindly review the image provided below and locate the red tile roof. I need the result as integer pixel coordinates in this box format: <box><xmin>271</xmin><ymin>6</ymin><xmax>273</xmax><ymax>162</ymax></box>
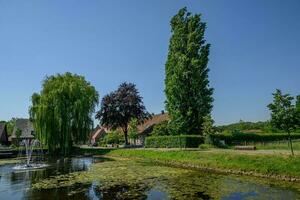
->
<box><xmin>137</xmin><ymin>113</ymin><xmax>169</xmax><ymax>134</ymax></box>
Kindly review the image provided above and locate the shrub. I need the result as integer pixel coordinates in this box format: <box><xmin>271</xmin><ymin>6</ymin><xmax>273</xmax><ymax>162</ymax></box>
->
<box><xmin>100</xmin><ymin>130</ymin><xmax>124</xmax><ymax>145</ymax></box>
<box><xmin>204</xmin><ymin>134</ymin><xmax>228</xmax><ymax>148</ymax></box>
<box><xmin>128</xmin><ymin>118</ymin><xmax>138</xmax><ymax>145</ymax></box>
<box><xmin>151</xmin><ymin>121</ymin><xmax>170</xmax><ymax>136</ymax></box>
<box><xmin>145</xmin><ymin>135</ymin><xmax>204</xmax><ymax>148</ymax></box>
<box><xmin>198</xmin><ymin>144</ymin><xmax>212</xmax><ymax>150</ymax></box>
<box><xmin>211</xmin><ymin>132</ymin><xmax>300</xmax><ymax>145</ymax></box>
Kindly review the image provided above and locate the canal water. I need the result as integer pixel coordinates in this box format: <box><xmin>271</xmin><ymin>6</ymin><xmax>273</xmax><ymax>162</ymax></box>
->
<box><xmin>0</xmin><ymin>156</ymin><xmax>300</xmax><ymax>199</ymax></box>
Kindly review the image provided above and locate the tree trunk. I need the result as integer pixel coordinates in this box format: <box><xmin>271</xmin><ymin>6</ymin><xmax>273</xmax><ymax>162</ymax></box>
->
<box><xmin>288</xmin><ymin>131</ymin><xmax>294</xmax><ymax>156</ymax></box>
<box><xmin>123</xmin><ymin>126</ymin><xmax>129</xmax><ymax>145</ymax></box>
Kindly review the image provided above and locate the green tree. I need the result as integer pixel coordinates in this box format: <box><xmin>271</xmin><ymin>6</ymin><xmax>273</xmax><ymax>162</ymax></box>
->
<box><xmin>16</xmin><ymin>128</ymin><xmax>22</xmax><ymax>146</ymax></box>
<box><xmin>128</xmin><ymin>118</ymin><xmax>138</xmax><ymax>145</ymax></box>
<box><xmin>29</xmin><ymin>72</ymin><xmax>99</xmax><ymax>155</ymax></box>
<box><xmin>6</xmin><ymin>118</ymin><xmax>16</xmax><ymax>136</ymax></box>
<box><xmin>297</xmin><ymin>95</ymin><xmax>300</xmax><ymax>114</ymax></box>
<box><xmin>165</xmin><ymin>7</ymin><xmax>213</xmax><ymax>135</ymax></box>
<box><xmin>202</xmin><ymin>115</ymin><xmax>214</xmax><ymax>136</ymax></box>
<box><xmin>103</xmin><ymin>130</ymin><xmax>123</xmax><ymax>146</ymax></box>
<box><xmin>96</xmin><ymin>82</ymin><xmax>149</xmax><ymax>145</ymax></box>
<box><xmin>268</xmin><ymin>89</ymin><xmax>299</xmax><ymax>156</ymax></box>
<box><xmin>151</xmin><ymin>121</ymin><xmax>170</xmax><ymax>136</ymax></box>
<box><xmin>296</xmin><ymin>95</ymin><xmax>300</xmax><ymax>132</ymax></box>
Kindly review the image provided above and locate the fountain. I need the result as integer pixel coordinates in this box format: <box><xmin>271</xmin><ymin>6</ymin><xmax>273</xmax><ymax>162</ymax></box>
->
<box><xmin>13</xmin><ymin>139</ymin><xmax>48</xmax><ymax>170</ymax></box>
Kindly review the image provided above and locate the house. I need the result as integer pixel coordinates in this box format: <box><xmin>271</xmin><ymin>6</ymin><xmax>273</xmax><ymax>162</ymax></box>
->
<box><xmin>135</xmin><ymin>113</ymin><xmax>169</xmax><ymax>145</ymax></box>
<box><xmin>90</xmin><ymin>126</ymin><xmax>109</xmax><ymax>146</ymax></box>
<box><xmin>90</xmin><ymin>113</ymin><xmax>169</xmax><ymax>146</ymax></box>
<box><xmin>11</xmin><ymin>119</ymin><xmax>35</xmax><ymax>144</ymax></box>
<box><xmin>0</xmin><ymin>122</ymin><xmax>9</xmax><ymax>145</ymax></box>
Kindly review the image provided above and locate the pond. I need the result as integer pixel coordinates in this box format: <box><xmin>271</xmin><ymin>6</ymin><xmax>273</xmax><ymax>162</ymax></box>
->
<box><xmin>0</xmin><ymin>156</ymin><xmax>300</xmax><ymax>199</ymax></box>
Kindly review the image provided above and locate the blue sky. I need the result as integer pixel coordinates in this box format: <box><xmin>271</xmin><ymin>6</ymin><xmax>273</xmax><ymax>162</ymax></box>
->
<box><xmin>0</xmin><ymin>0</ymin><xmax>299</xmax><ymax>125</ymax></box>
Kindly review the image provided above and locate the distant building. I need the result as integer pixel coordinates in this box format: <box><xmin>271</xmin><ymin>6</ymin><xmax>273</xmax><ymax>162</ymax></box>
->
<box><xmin>11</xmin><ymin>119</ymin><xmax>35</xmax><ymax>144</ymax></box>
<box><xmin>90</xmin><ymin>113</ymin><xmax>169</xmax><ymax>146</ymax></box>
<box><xmin>0</xmin><ymin>122</ymin><xmax>9</xmax><ymax>145</ymax></box>
<box><xmin>90</xmin><ymin>126</ymin><xmax>110</xmax><ymax>146</ymax></box>
<box><xmin>136</xmin><ymin>113</ymin><xmax>169</xmax><ymax>145</ymax></box>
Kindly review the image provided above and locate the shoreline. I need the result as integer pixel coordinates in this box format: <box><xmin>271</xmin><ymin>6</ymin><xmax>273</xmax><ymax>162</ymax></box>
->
<box><xmin>79</xmin><ymin>148</ymin><xmax>300</xmax><ymax>183</ymax></box>
<box><xmin>104</xmin><ymin>154</ymin><xmax>300</xmax><ymax>183</ymax></box>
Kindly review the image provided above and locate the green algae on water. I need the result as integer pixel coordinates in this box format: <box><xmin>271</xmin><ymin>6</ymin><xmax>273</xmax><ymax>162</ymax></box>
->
<box><xmin>32</xmin><ymin>157</ymin><xmax>300</xmax><ymax>199</ymax></box>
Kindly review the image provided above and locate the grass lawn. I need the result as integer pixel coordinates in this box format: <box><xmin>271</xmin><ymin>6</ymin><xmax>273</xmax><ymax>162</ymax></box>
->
<box><xmin>255</xmin><ymin>140</ymin><xmax>300</xmax><ymax>150</ymax></box>
<box><xmin>0</xmin><ymin>158</ymin><xmax>19</xmax><ymax>166</ymax></box>
<box><xmin>79</xmin><ymin>148</ymin><xmax>300</xmax><ymax>180</ymax></box>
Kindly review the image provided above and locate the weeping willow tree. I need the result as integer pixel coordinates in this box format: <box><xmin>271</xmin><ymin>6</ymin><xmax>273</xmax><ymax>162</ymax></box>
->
<box><xmin>30</xmin><ymin>72</ymin><xmax>99</xmax><ymax>155</ymax></box>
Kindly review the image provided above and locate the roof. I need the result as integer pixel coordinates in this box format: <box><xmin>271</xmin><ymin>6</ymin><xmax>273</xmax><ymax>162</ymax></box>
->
<box><xmin>92</xmin><ymin>126</ymin><xmax>108</xmax><ymax>140</ymax></box>
<box><xmin>11</xmin><ymin>119</ymin><xmax>35</xmax><ymax>139</ymax></box>
<box><xmin>0</xmin><ymin>122</ymin><xmax>8</xmax><ymax>143</ymax></box>
<box><xmin>138</xmin><ymin>113</ymin><xmax>169</xmax><ymax>134</ymax></box>
<box><xmin>0</xmin><ymin>122</ymin><xmax>6</xmax><ymax>135</ymax></box>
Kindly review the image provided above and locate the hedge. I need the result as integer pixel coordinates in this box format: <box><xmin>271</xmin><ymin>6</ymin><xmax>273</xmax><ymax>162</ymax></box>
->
<box><xmin>210</xmin><ymin>133</ymin><xmax>300</xmax><ymax>145</ymax></box>
<box><xmin>145</xmin><ymin>135</ymin><xmax>204</xmax><ymax>148</ymax></box>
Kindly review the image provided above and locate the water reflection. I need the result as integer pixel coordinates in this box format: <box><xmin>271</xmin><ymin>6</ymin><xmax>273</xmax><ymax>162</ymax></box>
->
<box><xmin>0</xmin><ymin>157</ymin><xmax>99</xmax><ymax>200</ymax></box>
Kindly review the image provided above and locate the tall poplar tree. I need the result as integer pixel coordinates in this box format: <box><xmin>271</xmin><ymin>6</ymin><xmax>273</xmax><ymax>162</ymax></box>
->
<box><xmin>296</xmin><ymin>95</ymin><xmax>300</xmax><ymax>113</ymax></box>
<box><xmin>165</xmin><ymin>7</ymin><xmax>213</xmax><ymax>135</ymax></box>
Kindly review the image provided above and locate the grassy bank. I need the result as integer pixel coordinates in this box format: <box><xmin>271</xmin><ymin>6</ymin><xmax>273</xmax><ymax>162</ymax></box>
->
<box><xmin>0</xmin><ymin>158</ymin><xmax>20</xmax><ymax>166</ymax></box>
<box><xmin>80</xmin><ymin>148</ymin><xmax>300</xmax><ymax>181</ymax></box>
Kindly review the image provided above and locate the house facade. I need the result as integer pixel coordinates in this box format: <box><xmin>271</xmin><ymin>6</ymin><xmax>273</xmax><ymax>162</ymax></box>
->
<box><xmin>90</xmin><ymin>113</ymin><xmax>169</xmax><ymax>146</ymax></box>
<box><xmin>90</xmin><ymin>126</ymin><xmax>109</xmax><ymax>146</ymax></box>
<box><xmin>11</xmin><ymin>119</ymin><xmax>35</xmax><ymax>144</ymax></box>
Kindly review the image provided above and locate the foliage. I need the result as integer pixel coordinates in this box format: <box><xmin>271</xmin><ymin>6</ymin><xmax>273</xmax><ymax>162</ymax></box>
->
<box><xmin>5</xmin><ymin>118</ymin><xmax>16</xmax><ymax>136</ymax></box>
<box><xmin>15</xmin><ymin>128</ymin><xmax>22</xmax><ymax>145</ymax></box>
<box><xmin>0</xmin><ymin>119</ymin><xmax>15</xmax><ymax>137</ymax></box>
<box><xmin>211</xmin><ymin>132</ymin><xmax>300</xmax><ymax>145</ymax></box>
<box><xmin>9</xmin><ymin>144</ymin><xmax>17</xmax><ymax>149</ymax></box>
<box><xmin>198</xmin><ymin>143</ymin><xmax>212</xmax><ymax>150</ymax></box>
<box><xmin>96</xmin><ymin>82</ymin><xmax>149</xmax><ymax>145</ymax></box>
<box><xmin>151</xmin><ymin>121</ymin><xmax>171</xmax><ymax>136</ymax></box>
<box><xmin>165</xmin><ymin>7</ymin><xmax>213</xmax><ymax>135</ymax></box>
<box><xmin>216</xmin><ymin>120</ymin><xmax>273</xmax><ymax>133</ymax></box>
<box><xmin>268</xmin><ymin>89</ymin><xmax>299</xmax><ymax>155</ymax></box>
<box><xmin>297</xmin><ymin>95</ymin><xmax>300</xmax><ymax>123</ymax></box>
<box><xmin>101</xmin><ymin>130</ymin><xmax>124</xmax><ymax>146</ymax></box>
<box><xmin>29</xmin><ymin>72</ymin><xmax>99</xmax><ymax>155</ymax></box>
<box><xmin>145</xmin><ymin>135</ymin><xmax>204</xmax><ymax>148</ymax></box>
<box><xmin>268</xmin><ymin>89</ymin><xmax>299</xmax><ymax>133</ymax></box>
<box><xmin>202</xmin><ymin>115</ymin><xmax>215</xmax><ymax>136</ymax></box>
<box><xmin>128</xmin><ymin>118</ymin><xmax>138</xmax><ymax>145</ymax></box>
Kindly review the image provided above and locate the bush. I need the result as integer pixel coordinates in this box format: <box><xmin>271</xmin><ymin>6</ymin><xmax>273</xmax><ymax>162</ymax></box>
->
<box><xmin>198</xmin><ymin>144</ymin><xmax>212</xmax><ymax>149</ymax></box>
<box><xmin>151</xmin><ymin>121</ymin><xmax>170</xmax><ymax>136</ymax></box>
<box><xmin>204</xmin><ymin>134</ymin><xmax>228</xmax><ymax>148</ymax></box>
<box><xmin>211</xmin><ymin>132</ymin><xmax>300</xmax><ymax>145</ymax></box>
<box><xmin>100</xmin><ymin>130</ymin><xmax>124</xmax><ymax>146</ymax></box>
<box><xmin>145</xmin><ymin>135</ymin><xmax>204</xmax><ymax>148</ymax></box>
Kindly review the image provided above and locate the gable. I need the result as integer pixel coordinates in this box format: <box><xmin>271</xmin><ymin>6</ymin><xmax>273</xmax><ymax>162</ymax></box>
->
<box><xmin>11</xmin><ymin>119</ymin><xmax>35</xmax><ymax>139</ymax></box>
<box><xmin>0</xmin><ymin>122</ymin><xmax>9</xmax><ymax>144</ymax></box>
